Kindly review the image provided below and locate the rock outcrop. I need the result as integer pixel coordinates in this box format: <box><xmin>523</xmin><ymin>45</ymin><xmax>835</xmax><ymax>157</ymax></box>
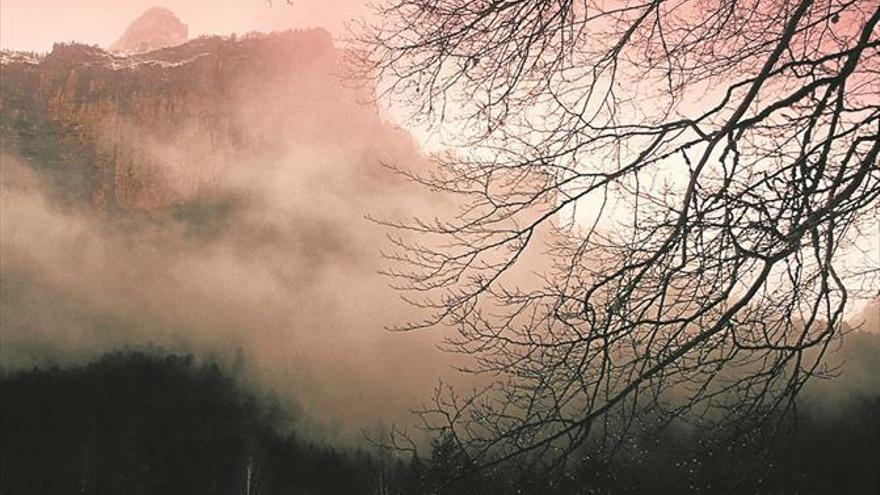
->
<box><xmin>109</xmin><ymin>7</ymin><xmax>188</xmax><ymax>54</ymax></box>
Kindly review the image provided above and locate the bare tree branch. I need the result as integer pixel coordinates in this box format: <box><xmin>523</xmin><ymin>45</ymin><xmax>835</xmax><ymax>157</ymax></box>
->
<box><xmin>353</xmin><ymin>0</ymin><xmax>880</xmax><ymax>474</ymax></box>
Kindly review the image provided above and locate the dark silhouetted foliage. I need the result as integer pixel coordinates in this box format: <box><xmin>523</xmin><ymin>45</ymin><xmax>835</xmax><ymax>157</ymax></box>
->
<box><xmin>2</xmin><ymin>342</ymin><xmax>878</xmax><ymax>494</ymax></box>
<box><xmin>0</xmin><ymin>351</ymin><xmax>377</xmax><ymax>495</ymax></box>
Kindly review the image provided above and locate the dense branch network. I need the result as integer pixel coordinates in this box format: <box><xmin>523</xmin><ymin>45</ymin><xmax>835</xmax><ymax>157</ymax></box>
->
<box><xmin>354</xmin><ymin>0</ymin><xmax>880</xmax><ymax>474</ymax></box>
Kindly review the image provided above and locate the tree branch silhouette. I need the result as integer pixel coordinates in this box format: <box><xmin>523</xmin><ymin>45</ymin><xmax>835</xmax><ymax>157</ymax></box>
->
<box><xmin>354</xmin><ymin>0</ymin><xmax>880</xmax><ymax>474</ymax></box>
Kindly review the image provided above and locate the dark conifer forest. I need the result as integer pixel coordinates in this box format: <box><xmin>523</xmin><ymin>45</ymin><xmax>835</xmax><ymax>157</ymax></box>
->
<box><xmin>2</xmin><ymin>336</ymin><xmax>878</xmax><ymax>494</ymax></box>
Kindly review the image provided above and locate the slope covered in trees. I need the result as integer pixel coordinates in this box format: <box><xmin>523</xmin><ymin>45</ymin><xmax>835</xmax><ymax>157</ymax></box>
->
<box><xmin>1</xmin><ymin>339</ymin><xmax>877</xmax><ymax>494</ymax></box>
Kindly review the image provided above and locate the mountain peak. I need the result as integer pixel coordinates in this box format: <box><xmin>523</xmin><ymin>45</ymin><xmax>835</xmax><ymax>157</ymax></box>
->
<box><xmin>109</xmin><ymin>7</ymin><xmax>188</xmax><ymax>54</ymax></box>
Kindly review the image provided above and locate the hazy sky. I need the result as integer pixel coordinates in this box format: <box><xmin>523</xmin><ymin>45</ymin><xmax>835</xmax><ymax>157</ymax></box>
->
<box><xmin>0</xmin><ymin>0</ymin><xmax>368</xmax><ymax>52</ymax></box>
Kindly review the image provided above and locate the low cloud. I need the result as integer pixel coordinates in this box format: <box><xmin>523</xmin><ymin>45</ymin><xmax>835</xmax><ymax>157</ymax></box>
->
<box><xmin>0</xmin><ymin>42</ymin><xmax>454</xmax><ymax>440</ymax></box>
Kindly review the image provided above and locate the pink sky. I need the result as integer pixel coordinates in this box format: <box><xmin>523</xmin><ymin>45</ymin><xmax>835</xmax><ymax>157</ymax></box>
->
<box><xmin>0</xmin><ymin>0</ymin><xmax>368</xmax><ymax>52</ymax></box>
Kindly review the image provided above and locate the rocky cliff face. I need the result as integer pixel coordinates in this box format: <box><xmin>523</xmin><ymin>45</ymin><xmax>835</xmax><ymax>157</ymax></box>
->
<box><xmin>0</xmin><ymin>25</ymin><xmax>447</xmax><ymax>425</ymax></box>
<box><xmin>0</xmin><ymin>29</ymin><xmax>419</xmax><ymax>211</ymax></box>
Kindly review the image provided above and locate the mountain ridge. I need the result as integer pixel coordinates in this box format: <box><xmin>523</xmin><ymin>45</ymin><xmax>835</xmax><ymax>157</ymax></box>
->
<box><xmin>0</xmin><ymin>28</ymin><xmax>416</xmax><ymax>211</ymax></box>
